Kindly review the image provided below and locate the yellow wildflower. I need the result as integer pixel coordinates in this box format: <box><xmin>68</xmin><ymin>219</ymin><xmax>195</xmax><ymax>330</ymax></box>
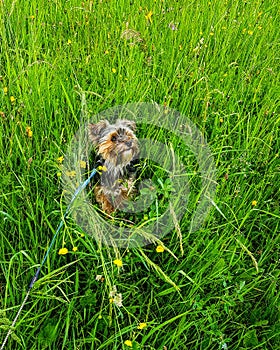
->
<box><xmin>57</xmin><ymin>156</ymin><xmax>64</xmax><ymax>164</ymax></box>
<box><xmin>65</xmin><ymin>170</ymin><xmax>76</xmax><ymax>178</ymax></box>
<box><xmin>124</xmin><ymin>340</ymin><xmax>133</xmax><ymax>347</ymax></box>
<box><xmin>252</xmin><ymin>200</ymin><xmax>257</xmax><ymax>206</ymax></box>
<box><xmin>97</xmin><ymin>165</ymin><xmax>107</xmax><ymax>172</ymax></box>
<box><xmin>112</xmin><ymin>68</ymin><xmax>117</xmax><ymax>73</ymax></box>
<box><xmin>156</xmin><ymin>245</ymin><xmax>165</xmax><ymax>253</ymax></box>
<box><xmin>67</xmin><ymin>39</ymin><xmax>72</xmax><ymax>45</ymax></box>
<box><xmin>79</xmin><ymin>160</ymin><xmax>86</xmax><ymax>169</ymax></box>
<box><xmin>145</xmin><ymin>11</ymin><xmax>153</xmax><ymax>23</ymax></box>
<box><xmin>3</xmin><ymin>87</ymin><xmax>8</xmax><ymax>94</ymax></box>
<box><xmin>57</xmin><ymin>172</ymin><xmax>62</xmax><ymax>177</ymax></box>
<box><xmin>137</xmin><ymin>322</ymin><xmax>147</xmax><ymax>330</ymax></box>
<box><xmin>113</xmin><ymin>259</ymin><xmax>123</xmax><ymax>267</ymax></box>
<box><xmin>248</xmin><ymin>30</ymin><xmax>253</xmax><ymax>35</ymax></box>
<box><xmin>10</xmin><ymin>96</ymin><xmax>16</xmax><ymax>103</ymax></box>
<box><xmin>72</xmin><ymin>246</ymin><xmax>78</xmax><ymax>252</ymax></box>
<box><xmin>26</xmin><ymin>126</ymin><xmax>33</xmax><ymax>138</ymax></box>
<box><xmin>58</xmin><ymin>247</ymin><xmax>69</xmax><ymax>255</ymax></box>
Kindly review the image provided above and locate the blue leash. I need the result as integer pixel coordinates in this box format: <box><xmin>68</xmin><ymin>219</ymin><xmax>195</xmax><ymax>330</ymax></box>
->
<box><xmin>0</xmin><ymin>166</ymin><xmax>99</xmax><ymax>350</ymax></box>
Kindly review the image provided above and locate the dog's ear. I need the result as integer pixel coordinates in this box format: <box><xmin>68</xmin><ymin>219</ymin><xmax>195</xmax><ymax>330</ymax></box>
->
<box><xmin>117</xmin><ymin>119</ymin><xmax>136</xmax><ymax>131</ymax></box>
<box><xmin>88</xmin><ymin>120</ymin><xmax>109</xmax><ymax>145</ymax></box>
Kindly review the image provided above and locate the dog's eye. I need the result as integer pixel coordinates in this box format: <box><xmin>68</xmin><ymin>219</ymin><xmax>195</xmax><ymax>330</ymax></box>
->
<box><xmin>111</xmin><ymin>135</ymin><xmax>117</xmax><ymax>141</ymax></box>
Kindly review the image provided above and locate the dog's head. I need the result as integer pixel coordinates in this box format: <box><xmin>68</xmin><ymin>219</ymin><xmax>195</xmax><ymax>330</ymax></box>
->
<box><xmin>89</xmin><ymin>119</ymin><xmax>139</xmax><ymax>166</ymax></box>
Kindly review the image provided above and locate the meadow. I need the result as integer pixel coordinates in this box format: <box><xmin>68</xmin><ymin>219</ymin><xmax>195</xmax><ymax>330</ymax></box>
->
<box><xmin>0</xmin><ymin>0</ymin><xmax>279</xmax><ymax>349</ymax></box>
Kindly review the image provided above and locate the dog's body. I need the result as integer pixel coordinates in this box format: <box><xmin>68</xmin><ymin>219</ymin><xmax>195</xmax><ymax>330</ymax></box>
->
<box><xmin>89</xmin><ymin>119</ymin><xmax>139</xmax><ymax>214</ymax></box>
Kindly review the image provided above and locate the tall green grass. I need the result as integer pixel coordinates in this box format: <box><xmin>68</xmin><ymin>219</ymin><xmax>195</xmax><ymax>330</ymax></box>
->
<box><xmin>1</xmin><ymin>0</ymin><xmax>279</xmax><ymax>349</ymax></box>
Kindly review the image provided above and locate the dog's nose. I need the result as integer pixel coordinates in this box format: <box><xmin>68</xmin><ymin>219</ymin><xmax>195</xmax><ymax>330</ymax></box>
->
<box><xmin>125</xmin><ymin>140</ymin><xmax>132</xmax><ymax>147</ymax></box>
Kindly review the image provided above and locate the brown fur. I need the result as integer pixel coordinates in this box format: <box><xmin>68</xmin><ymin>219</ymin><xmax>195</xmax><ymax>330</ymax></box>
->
<box><xmin>89</xmin><ymin>119</ymin><xmax>139</xmax><ymax>214</ymax></box>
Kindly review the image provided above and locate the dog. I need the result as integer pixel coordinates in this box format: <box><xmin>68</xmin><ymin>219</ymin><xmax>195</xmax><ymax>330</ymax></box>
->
<box><xmin>89</xmin><ymin>119</ymin><xmax>139</xmax><ymax>214</ymax></box>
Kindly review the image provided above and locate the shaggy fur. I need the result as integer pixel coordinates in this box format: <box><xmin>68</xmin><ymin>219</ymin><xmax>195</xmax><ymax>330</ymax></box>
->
<box><xmin>89</xmin><ymin>119</ymin><xmax>139</xmax><ymax>213</ymax></box>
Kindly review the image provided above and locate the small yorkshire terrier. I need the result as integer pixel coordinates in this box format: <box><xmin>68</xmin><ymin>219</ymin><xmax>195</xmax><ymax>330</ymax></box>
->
<box><xmin>89</xmin><ymin>119</ymin><xmax>139</xmax><ymax>214</ymax></box>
